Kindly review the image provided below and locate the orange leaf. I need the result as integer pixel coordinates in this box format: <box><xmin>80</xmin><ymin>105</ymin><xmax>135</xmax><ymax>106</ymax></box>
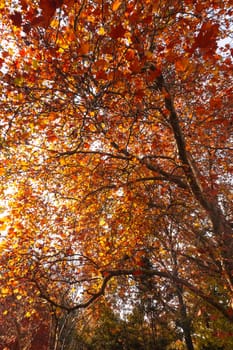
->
<box><xmin>112</xmin><ymin>0</ymin><xmax>122</xmax><ymax>11</ymax></box>
<box><xmin>79</xmin><ymin>42</ymin><xmax>90</xmax><ymax>55</ymax></box>
<box><xmin>175</xmin><ymin>57</ymin><xmax>190</xmax><ymax>72</ymax></box>
<box><xmin>46</xmin><ymin>131</ymin><xmax>58</xmax><ymax>142</ymax></box>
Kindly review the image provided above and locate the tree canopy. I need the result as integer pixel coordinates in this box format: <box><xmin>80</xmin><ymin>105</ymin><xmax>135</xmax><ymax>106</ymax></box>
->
<box><xmin>0</xmin><ymin>0</ymin><xmax>232</xmax><ymax>349</ymax></box>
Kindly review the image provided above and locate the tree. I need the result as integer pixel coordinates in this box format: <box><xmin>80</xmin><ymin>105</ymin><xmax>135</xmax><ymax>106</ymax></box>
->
<box><xmin>0</xmin><ymin>0</ymin><xmax>232</xmax><ymax>348</ymax></box>
<box><xmin>0</xmin><ymin>290</ymin><xmax>52</xmax><ymax>350</ymax></box>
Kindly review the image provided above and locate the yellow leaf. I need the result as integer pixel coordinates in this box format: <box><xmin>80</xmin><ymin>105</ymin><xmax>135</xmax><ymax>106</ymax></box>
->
<box><xmin>59</xmin><ymin>158</ymin><xmax>67</xmax><ymax>166</ymax></box>
<box><xmin>99</xmin><ymin>218</ymin><xmax>105</xmax><ymax>226</ymax></box>
<box><xmin>1</xmin><ymin>287</ymin><xmax>10</xmax><ymax>296</ymax></box>
<box><xmin>25</xmin><ymin>311</ymin><xmax>31</xmax><ymax>318</ymax></box>
<box><xmin>159</xmin><ymin>248</ymin><xmax>167</xmax><ymax>255</ymax></box>
<box><xmin>3</xmin><ymin>310</ymin><xmax>8</xmax><ymax>315</ymax></box>
<box><xmin>0</xmin><ymin>220</ymin><xmax>7</xmax><ymax>231</ymax></box>
<box><xmin>32</xmin><ymin>59</ymin><xmax>38</xmax><ymax>69</ymax></box>
<box><xmin>98</xmin><ymin>27</ymin><xmax>106</xmax><ymax>36</ymax></box>
<box><xmin>0</xmin><ymin>240</ymin><xmax>7</xmax><ymax>250</ymax></box>
<box><xmin>89</xmin><ymin>124</ymin><xmax>96</xmax><ymax>132</ymax></box>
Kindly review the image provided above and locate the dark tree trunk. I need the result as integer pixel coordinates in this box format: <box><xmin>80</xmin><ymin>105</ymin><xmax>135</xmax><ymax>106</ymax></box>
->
<box><xmin>176</xmin><ymin>286</ymin><xmax>195</xmax><ymax>350</ymax></box>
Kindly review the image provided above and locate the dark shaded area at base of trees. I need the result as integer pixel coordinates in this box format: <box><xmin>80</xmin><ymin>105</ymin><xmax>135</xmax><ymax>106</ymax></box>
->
<box><xmin>1</xmin><ymin>300</ymin><xmax>231</xmax><ymax>350</ymax></box>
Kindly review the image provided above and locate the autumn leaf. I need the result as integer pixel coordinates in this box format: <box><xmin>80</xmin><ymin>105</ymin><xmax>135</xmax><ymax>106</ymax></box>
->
<box><xmin>190</xmin><ymin>21</ymin><xmax>219</xmax><ymax>54</ymax></box>
<box><xmin>98</xmin><ymin>27</ymin><xmax>106</xmax><ymax>36</ymax></box>
<box><xmin>0</xmin><ymin>1</ymin><xmax>233</xmax><ymax>348</ymax></box>
<box><xmin>79</xmin><ymin>42</ymin><xmax>90</xmax><ymax>55</ymax></box>
<box><xmin>112</xmin><ymin>0</ymin><xmax>122</xmax><ymax>12</ymax></box>
<box><xmin>31</xmin><ymin>0</ymin><xmax>64</xmax><ymax>28</ymax></box>
<box><xmin>25</xmin><ymin>311</ymin><xmax>32</xmax><ymax>318</ymax></box>
<box><xmin>0</xmin><ymin>167</ymin><xmax>5</xmax><ymax>176</ymax></box>
<box><xmin>175</xmin><ymin>57</ymin><xmax>190</xmax><ymax>72</ymax></box>
<box><xmin>110</xmin><ymin>24</ymin><xmax>126</xmax><ymax>39</ymax></box>
<box><xmin>133</xmin><ymin>270</ymin><xmax>143</xmax><ymax>276</ymax></box>
<box><xmin>10</xmin><ymin>12</ymin><xmax>22</xmax><ymax>27</ymax></box>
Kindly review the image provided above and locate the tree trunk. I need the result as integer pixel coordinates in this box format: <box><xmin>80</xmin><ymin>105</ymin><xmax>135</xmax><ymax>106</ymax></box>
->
<box><xmin>176</xmin><ymin>286</ymin><xmax>195</xmax><ymax>350</ymax></box>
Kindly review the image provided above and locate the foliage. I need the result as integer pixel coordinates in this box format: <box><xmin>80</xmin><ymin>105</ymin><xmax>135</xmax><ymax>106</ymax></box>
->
<box><xmin>0</xmin><ymin>291</ymin><xmax>51</xmax><ymax>349</ymax></box>
<box><xmin>68</xmin><ymin>301</ymin><xmax>178</xmax><ymax>350</ymax></box>
<box><xmin>0</xmin><ymin>0</ymin><xmax>232</xmax><ymax>348</ymax></box>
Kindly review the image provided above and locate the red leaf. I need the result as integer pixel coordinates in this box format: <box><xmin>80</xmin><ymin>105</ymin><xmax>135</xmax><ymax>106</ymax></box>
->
<box><xmin>19</xmin><ymin>0</ymin><xmax>28</xmax><ymax>11</ymax></box>
<box><xmin>191</xmin><ymin>21</ymin><xmax>219</xmax><ymax>53</ymax></box>
<box><xmin>32</xmin><ymin>0</ymin><xmax>63</xmax><ymax>28</ymax></box>
<box><xmin>133</xmin><ymin>270</ymin><xmax>143</xmax><ymax>276</ymax></box>
<box><xmin>10</xmin><ymin>12</ymin><xmax>22</xmax><ymax>27</ymax></box>
<box><xmin>110</xmin><ymin>24</ymin><xmax>126</xmax><ymax>39</ymax></box>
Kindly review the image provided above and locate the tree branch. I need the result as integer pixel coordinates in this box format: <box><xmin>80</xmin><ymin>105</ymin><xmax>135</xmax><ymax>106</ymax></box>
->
<box><xmin>35</xmin><ymin>268</ymin><xmax>233</xmax><ymax>321</ymax></box>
